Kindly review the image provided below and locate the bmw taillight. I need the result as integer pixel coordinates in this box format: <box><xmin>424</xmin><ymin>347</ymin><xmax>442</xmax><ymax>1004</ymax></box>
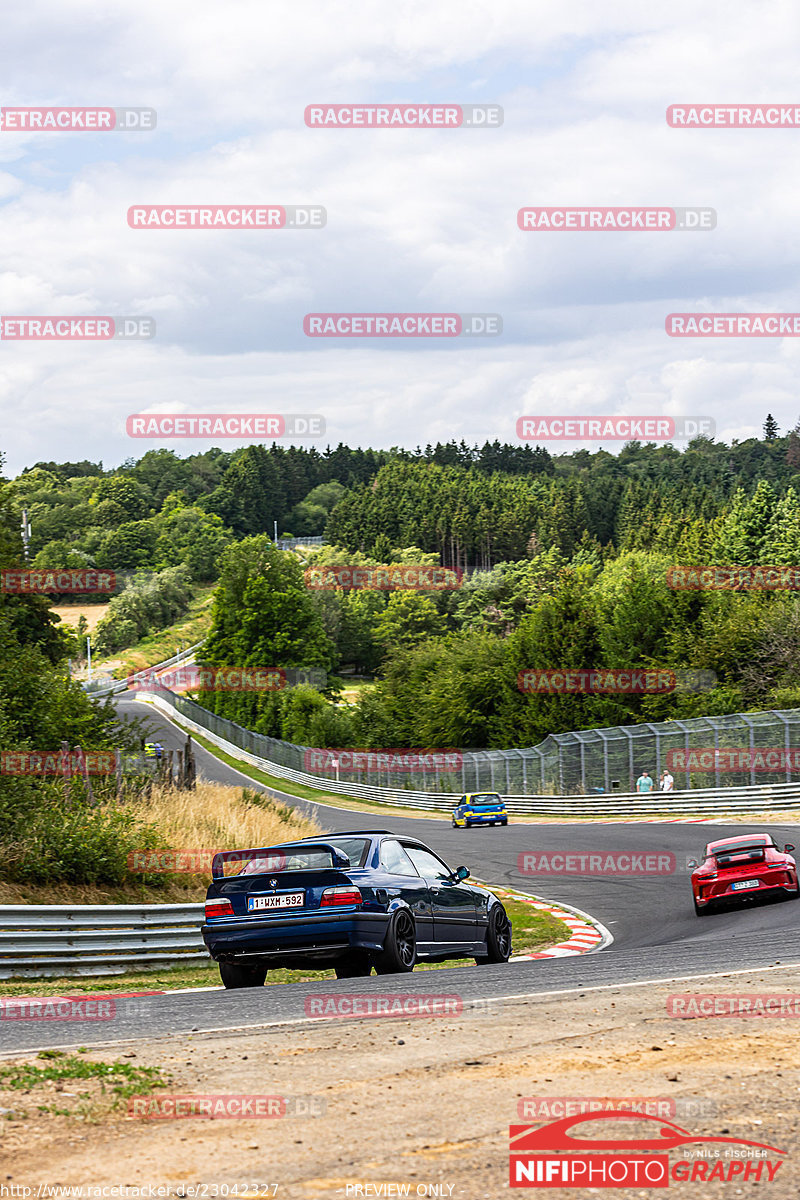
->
<box><xmin>205</xmin><ymin>898</ymin><xmax>234</xmax><ymax>919</ymax></box>
<box><xmin>320</xmin><ymin>886</ymin><xmax>362</xmax><ymax>907</ymax></box>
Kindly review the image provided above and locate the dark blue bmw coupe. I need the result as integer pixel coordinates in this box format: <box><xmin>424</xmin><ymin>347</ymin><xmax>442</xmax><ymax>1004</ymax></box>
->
<box><xmin>202</xmin><ymin>829</ymin><xmax>512</xmax><ymax>988</ymax></box>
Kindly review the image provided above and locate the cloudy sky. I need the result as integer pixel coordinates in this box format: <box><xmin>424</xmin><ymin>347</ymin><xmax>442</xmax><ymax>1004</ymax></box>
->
<box><xmin>1</xmin><ymin>0</ymin><xmax>800</xmax><ymax>473</ymax></box>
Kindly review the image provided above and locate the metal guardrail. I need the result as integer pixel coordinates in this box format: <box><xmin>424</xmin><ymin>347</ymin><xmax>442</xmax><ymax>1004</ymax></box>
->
<box><xmin>83</xmin><ymin>642</ymin><xmax>205</xmax><ymax>700</ymax></box>
<box><xmin>141</xmin><ymin>692</ymin><xmax>800</xmax><ymax>816</ymax></box>
<box><xmin>0</xmin><ymin>903</ymin><xmax>207</xmax><ymax>978</ymax></box>
<box><xmin>277</xmin><ymin>536</ymin><xmax>326</xmax><ymax>550</ymax></box>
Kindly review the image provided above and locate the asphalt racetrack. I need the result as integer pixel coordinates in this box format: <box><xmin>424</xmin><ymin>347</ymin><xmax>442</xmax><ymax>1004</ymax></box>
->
<box><xmin>5</xmin><ymin>693</ymin><xmax>799</xmax><ymax>1055</ymax></box>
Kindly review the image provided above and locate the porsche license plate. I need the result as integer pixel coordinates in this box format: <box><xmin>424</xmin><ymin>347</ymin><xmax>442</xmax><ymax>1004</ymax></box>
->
<box><xmin>248</xmin><ymin>892</ymin><xmax>305</xmax><ymax>911</ymax></box>
<box><xmin>731</xmin><ymin>879</ymin><xmax>759</xmax><ymax>891</ymax></box>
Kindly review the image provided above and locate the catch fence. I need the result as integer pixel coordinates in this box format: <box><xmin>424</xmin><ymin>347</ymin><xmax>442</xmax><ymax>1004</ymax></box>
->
<box><xmin>147</xmin><ymin>693</ymin><xmax>800</xmax><ymax>796</ymax></box>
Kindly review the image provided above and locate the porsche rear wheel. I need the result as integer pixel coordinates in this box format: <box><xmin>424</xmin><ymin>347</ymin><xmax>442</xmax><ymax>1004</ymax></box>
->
<box><xmin>334</xmin><ymin>951</ymin><xmax>372</xmax><ymax>978</ymax></box>
<box><xmin>219</xmin><ymin>961</ymin><xmax>267</xmax><ymax>988</ymax></box>
<box><xmin>479</xmin><ymin>904</ymin><xmax>512</xmax><ymax>963</ymax></box>
<box><xmin>373</xmin><ymin>909</ymin><xmax>416</xmax><ymax>974</ymax></box>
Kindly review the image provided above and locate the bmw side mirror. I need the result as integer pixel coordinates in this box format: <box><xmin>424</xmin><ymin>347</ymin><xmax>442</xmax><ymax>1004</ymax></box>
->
<box><xmin>455</xmin><ymin>866</ymin><xmax>470</xmax><ymax>881</ymax></box>
<box><xmin>785</xmin><ymin>844</ymin><xmax>795</xmax><ymax>853</ymax></box>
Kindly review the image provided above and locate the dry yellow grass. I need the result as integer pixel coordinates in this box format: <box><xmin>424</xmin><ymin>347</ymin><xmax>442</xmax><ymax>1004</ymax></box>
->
<box><xmin>51</xmin><ymin>603</ymin><xmax>110</xmax><ymax>633</ymax></box>
<box><xmin>137</xmin><ymin>780</ymin><xmax>319</xmax><ymax>852</ymax></box>
<box><xmin>0</xmin><ymin>783</ymin><xmax>320</xmax><ymax>905</ymax></box>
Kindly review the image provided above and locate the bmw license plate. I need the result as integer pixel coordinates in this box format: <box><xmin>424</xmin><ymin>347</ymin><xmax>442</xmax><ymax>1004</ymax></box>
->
<box><xmin>731</xmin><ymin>879</ymin><xmax>759</xmax><ymax>891</ymax></box>
<box><xmin>248</xmin><ymin>892</ymin><xmax>304</xmax><ymax>911</ymax></box>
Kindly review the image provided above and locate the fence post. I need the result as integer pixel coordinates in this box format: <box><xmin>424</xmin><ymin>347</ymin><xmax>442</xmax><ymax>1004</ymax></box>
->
<box><xmin>74</xmin><ymin>744</ymin><xmax>94</xmax><ymax>806</ymax></box>
<box><xmin>184</xmin><ymin>736</ymin><xmax>196</xmax><ymax>790</ymax></box>
<box><xmin>59</xmin><ymin>740</ymin><xmax>72</xmax><ymax>807</ymax></box>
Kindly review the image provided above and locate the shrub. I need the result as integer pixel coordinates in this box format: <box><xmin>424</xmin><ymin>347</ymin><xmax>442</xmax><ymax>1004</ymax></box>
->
<box><xmin>5</xmin><ymin>793</ymin><xmax>162</xmax><ymax>886</ymax></box>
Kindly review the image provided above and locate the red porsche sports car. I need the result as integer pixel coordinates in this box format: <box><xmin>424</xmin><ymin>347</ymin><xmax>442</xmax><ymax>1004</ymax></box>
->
<box><xmin>690</xmin><ymin>833</ymin><xmax>798</xmax><ymax>915</ymax></box>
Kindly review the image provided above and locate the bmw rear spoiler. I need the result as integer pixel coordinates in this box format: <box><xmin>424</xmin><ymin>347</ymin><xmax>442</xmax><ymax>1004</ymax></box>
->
<box><xmin>211</xmin><ymin>841</ymin><xmax>351</xmax><ymax>878</ymax></box>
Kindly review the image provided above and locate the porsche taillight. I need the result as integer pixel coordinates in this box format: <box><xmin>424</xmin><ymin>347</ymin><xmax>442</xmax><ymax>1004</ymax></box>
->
<box><xmin>205</xmin><ymin>898</ymin><xmax>234</xmax><ymax>919</ymax></box>
<box><xmin>320</xmin><ymin>886</ymin><xmax>362</xmax><ymax>907</ymax></box>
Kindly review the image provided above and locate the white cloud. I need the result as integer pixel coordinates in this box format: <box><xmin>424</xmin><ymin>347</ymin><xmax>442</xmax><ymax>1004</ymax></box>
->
<box><xmin>2</xmin><ymin>0</ymin><xmax>800</xmax><ymax>471</ymax></box>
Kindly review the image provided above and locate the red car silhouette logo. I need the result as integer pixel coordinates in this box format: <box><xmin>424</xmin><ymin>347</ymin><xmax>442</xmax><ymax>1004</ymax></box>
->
<box><xmin>510</xmin><ymin>1110</ymin><xmax>785</xmax><ymax>1155</ymax></box>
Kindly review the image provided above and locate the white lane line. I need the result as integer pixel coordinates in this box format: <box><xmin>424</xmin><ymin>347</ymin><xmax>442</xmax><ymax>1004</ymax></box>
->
<box><xmin>6</xmin><ymin>957</ymin><xmax>800</xmax><ymax>1058</ymax></box>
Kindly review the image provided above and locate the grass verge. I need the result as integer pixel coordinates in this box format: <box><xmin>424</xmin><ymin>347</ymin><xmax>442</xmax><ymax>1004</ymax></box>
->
<box><xmin>97</xmin><ymin>586</ymin><xmax>216</xmax><ymax>680</ymax></box>
<box><xmin>177</xmin><ymin>721</ymin><xmax>450</xmax><ymax>820</ymax></box>
<box><xmin>0</xmin><ymin>1051</ymin><xmax>171</xmax><ymax>1123</ymax></box>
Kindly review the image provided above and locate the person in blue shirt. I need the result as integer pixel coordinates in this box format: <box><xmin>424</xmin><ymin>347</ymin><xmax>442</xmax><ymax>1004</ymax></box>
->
<box><xmin>636</xmin><ymin>770</ymin><xmax>654</xmax><ymax>793</ymax></box>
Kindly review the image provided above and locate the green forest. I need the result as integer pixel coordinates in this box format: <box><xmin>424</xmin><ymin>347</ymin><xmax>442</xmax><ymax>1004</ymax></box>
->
<box><xmin>5</xmin><ymin>421</ymin><xmax>800</xmax><ymax>752</ymax></box>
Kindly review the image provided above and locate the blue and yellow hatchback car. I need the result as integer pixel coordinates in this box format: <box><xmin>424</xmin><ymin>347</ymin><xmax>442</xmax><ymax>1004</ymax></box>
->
<box><xmin>452</xmin><ymin>792</ymin><xmax>508</xmax><ymax>829</ymax></box>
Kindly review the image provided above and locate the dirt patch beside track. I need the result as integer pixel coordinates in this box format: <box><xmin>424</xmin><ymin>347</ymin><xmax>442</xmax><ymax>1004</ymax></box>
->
<box><xmin>3</xmin><ymin>967</ymin><xmax>800</xmax><ymax>1198</ymax></box>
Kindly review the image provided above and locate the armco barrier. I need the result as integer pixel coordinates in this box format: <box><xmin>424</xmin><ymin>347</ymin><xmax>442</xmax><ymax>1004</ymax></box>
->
<box><xmin>139</xmin><ymin>691</ymin><xmax>800</xmax><ymax>817</ymax></box>
<box><xmin>0</xmin><ymin>903</ymin><xmax>207</xmax><ymax>978</ymax></box>
<box><xmin>82</xmin><ymin>641</ymin><xmax>204</xmax><ymax>700</ymax></box>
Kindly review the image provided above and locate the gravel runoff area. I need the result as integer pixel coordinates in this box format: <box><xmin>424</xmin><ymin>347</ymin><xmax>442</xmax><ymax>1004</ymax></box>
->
<box><xmin>3</xmin><ymin>964</ymin><xmax>800</xmax><ymax>1198</ymax></box>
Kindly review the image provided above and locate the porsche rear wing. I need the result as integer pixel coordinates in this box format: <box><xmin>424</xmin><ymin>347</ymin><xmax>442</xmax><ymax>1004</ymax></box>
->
<box><xmin>714</xmin><ymin>846</ymin><xmax>766</xmax><ymax>867</ymax></box>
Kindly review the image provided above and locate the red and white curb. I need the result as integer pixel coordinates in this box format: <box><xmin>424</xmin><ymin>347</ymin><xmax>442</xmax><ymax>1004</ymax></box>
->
<box><xmin>481</xmin><ymin>883</ymin><xmax>613</xmax><ymax>961</ymax></box>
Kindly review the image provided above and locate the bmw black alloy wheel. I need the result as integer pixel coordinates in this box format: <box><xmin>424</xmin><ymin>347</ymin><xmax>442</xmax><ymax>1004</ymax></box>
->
<box><xmin>394</xmin><ymin>909</ymin><xmax>416</xmax><ymax>967</ymax></box>
<box><xmin>374</xmin><ymin>908</ymin><xmax>417</xmax><ymax>973</ymax></box>
<box><xmin>481</xmin><ymin>905</ymin><xmax>512</xmax><ymax>963</ymax></box>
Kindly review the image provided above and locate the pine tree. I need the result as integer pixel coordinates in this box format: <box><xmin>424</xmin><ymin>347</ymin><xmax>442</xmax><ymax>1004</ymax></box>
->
<box><xmin>764</xmin><ymin>414</ymin><xmax>779</xmax><ymax>441</ymax></box>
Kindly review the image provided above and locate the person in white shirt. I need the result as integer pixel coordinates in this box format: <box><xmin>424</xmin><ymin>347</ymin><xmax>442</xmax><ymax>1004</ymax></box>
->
<box><xmin>660</xmin><ymin>770</ymin><xmax>674</xmax><ymax>792</ymax></box>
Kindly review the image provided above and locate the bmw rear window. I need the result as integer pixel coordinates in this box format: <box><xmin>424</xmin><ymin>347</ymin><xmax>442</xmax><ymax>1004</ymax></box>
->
<box><xmin>214</xmin><ymin>838</ymin><xmax>370</xmax><ymax>878</ymax></box>
<box><xmin>327</xmin><ymin>837</ymin><xmax>371</xmax><ymax>868</ymax></box>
